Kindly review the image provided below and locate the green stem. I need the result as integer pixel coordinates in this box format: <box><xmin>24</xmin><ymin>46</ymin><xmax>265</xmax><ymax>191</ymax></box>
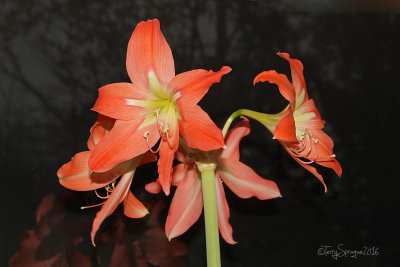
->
<box><xmin>197</xmin><ymin>162</ymin><xmax>220</xmax><ymax>267</ymax></box>
<box><xmin>222</xmin><ymin>108</ymin><xmax>282</xmax><ymax>138</ymax></box>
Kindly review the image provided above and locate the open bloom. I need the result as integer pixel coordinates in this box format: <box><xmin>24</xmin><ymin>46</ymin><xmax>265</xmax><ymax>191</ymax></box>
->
<box><xmin>146</xmin><ymin>118</ymin><xmax>281</xmax><ymax>244</ymax></box>
<box><xmin>57</xmin><ymin>115</ymin><xmax>155</xmax><ymax>245</ymax></box>
<box><xmin>89</xmin><ymin>19</ymin><xmax>230</xmax><ymax>195</ymax></box>
<box><xmin>251</xmin><ymin>52</ymin><xmax>342</xmax><ymax>191</ymax></box>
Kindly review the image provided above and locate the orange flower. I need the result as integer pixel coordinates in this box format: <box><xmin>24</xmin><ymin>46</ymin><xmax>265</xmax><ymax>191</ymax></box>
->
<box><xmin>57</xmin><ymin>115</ymin><xmax>156</xmax><ymax>245</ymax></box>
<box><xmin>89</xmin><ymin>19</ymin><xmax>230</xmax><ymax>195</ymax></box>
<box><xmin>146</xmin><ymin>118</ymin><xmax>281</xmax><ymax>243</ymax></box>
<box><xmin>252</xmin><ymin>52</ymin><xmax>342</xmax><ymax>191</ymax></box>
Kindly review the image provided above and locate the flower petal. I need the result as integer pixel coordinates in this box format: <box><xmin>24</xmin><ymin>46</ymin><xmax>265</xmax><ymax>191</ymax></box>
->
<box><xmin>87</xmin><ymin>115</ymin><xmax>115</xmax><ymax>151</ymax></box>
<box><xmin>92</xmin><ymin>83</ymin><xmax>148</xmax><ymax>121</ymax></box>
<box><xmin>274</xmin><ymin>108</ymin><xmax>297</xmax><ymax>143</ymax></box>
<box><xmin>278</xmin><ymin>52</ymin><xmax>307</xmax><ymax>100</ymax></box>
<box><xmin>287</xmin><ymin>149</ymin><xmax>328</xmax><ymax>192</ymax></box>
<box><xmin>91</xmin><ymin>159</ymin><xmax>140</xmax><ymax>246</ymax></box>
<box><xmin>309</xmin><ymin>131</ymin><xmax>342</xmax><ymax>177</ymax></box>
<box><xmin>254</xmin><ymin>70</ymin><xmax>295</xmax><ymax>103</ymax></box>
<box><xmin>294</xmin><ymin>99</ymin><xmax>324</xmax><ymax>130</ymax></box>
<box><xmin>145</xmin><ymin>181</ymin><xmax>162</xmax><ymax>194</ymax></box>
<box><xmin>218</xmin><ymin>160</ymin><xmax>281</xmax><ymax>200</ymax></box>
<box><xmin>220</xmin><ymin>117</ymin><xmax>250</xmax><ymax>161</ymax></box>
<box><xmin>170</xmin><ymin>66</ymin><xmax>231</xmax><ymax>108</ymax></box>
<box><xmin>178</xmin><ymin>105</ymin><xmax>224</xmax><ymax>151</ymax></box>
<box><xmin>157</xmin><ymin>125</ymin><xmax>179</xmax><ymax>196</ymax></box>
<box><xmin>126</xmin><ymin>19</ymin><xmax>174</xmax><ymax>90</ymax></box>
<box><xmin>215</xmin><ymin>175</ymin><xmax>236</xmax><ymax>244</ymax></box>
<box><xmin>123</xmin><ymin>190</ymin><xmax>149</xmax><ymax>218</ymax></box>
<box><xmin>58</xmin><ymin>151</ymin><xmax>130</xmax><ymax>191</ymax></box>
<box><xmin>89</xmin><ymin>119</ymin><xmax>159</xmax><ymax>173</ymax></box>
<box><xmin>165</xmin><ymin>169</ymin><xmax>203</xmax><ymax>241</ymax></box>
<box><xmin>145</xmin><ymin>163</ymin><xmax>190</xmax><ymax>194</ymax></box>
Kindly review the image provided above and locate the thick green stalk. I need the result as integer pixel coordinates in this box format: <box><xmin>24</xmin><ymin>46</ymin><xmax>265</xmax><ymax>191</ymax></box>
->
<box><xmin>197</xmin><ymin>163</ymin><xmax>220</xmax><ymax>267</ymax></box>
<box><xmin>222</xmin><ymin>108</ymin><xmax>282</xmax><ymax>137</ymax></box>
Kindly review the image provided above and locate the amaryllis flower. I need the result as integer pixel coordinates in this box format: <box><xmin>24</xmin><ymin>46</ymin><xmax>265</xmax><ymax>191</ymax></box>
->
<box><xmin>89</xmin><ymin>18</ymin><xmax>230</xmax><ymax>195</ymax></box>
<box><xmin>58</xmin><ymin>115</ymin><xmax>156</xmax><ymax>245</ymax></box>
<box><xmin>252</xmin><ymin>52</ymin><xmax>342</xmax><ymax>191</ymax></box>
<box><xmin>146</xmin><ymin>118</ymin><xmax>281</xmax><ymax>244</ymax></box>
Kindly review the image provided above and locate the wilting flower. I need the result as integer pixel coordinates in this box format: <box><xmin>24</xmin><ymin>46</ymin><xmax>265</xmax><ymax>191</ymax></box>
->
<box><xmin>250</xmin><ymin>52</ymin><xmax>342</xmax><ymax>191</ymax></box>
<box><xmin>89</xmin><ymin>18</ymin><xmax>231</xmax><ymax>195</ymax></box>
<box><xmin>146</xmin><ymin>118</ymin><xmax>281</xmax><ymax>243</ymax></box>
<box><xmin>58</xmin><ymin>115</ymin><xmax>155</xmax><ymax>245</ymax></box>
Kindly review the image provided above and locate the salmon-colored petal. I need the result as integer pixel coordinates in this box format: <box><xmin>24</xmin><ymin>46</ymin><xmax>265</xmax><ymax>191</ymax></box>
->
<box><xmin>220</xmin><ymin>118</ymin><xmax>250</xmax><ymax>161</ymax></box>
<box><xmin>179</xmin><ymin>105</ymin><xmax>224</xmax><ymax>151</ymax></box>
<box><xmin>254</xmin><ymin>70</ymin><xmax>295</xmax><ymax>103</ymax></box>
<box><xmin>87</xmin><ymin>115</ymin><xmax>115</xmax><ymax>150</ymax></box>
<box><xmin>284</xmin><ymin>145</ymin><xmax>328</xmax><ymax>192</ymax></box>
<box><xmin>274</xmin><ymin>108</ymin><xmax>297</xmax><ymax>143</ymax></box>
<box><xmin>145</xmin><ymin>163</ymin><xmax>189</xmax><ymax>194</ymax></box>
<box><xmin>175</xmin><ymin>145</ymin><xmax>187</xmax><ymax>163</ymax></box>
<box><xmin>58</xmin><ymin>151</ymin><xmax>131</xmax><ymax>191</ymax></box>
<box><xmin>306</xmin><ymin>131</ymin><xmax>342</xmax><ymax>177</ymax></box>
<box><xmin>170</xmin><ymin>66</ymin><xmax>231</xmax><ymax>108</ymax></box>
<box><xmin>171</xmin><ymin>163</ymin><xmax>189</xmax><ymax>186</ymax></box>
<box><xmin>157</xmin><ymin>125</ymin><xmax>179</xmax><ymax>196</ymax></box>
<box><xmin>278</xmin><ymin>52</ymin><xmax>307</xmax><ymax>99</ymax></box>
<box><xmin>126</xmin><ymin>19</ymin><xmax>174</xmax><ymax>90</ymax></box>
<box><xmin>92</xmin><ymin>83</ymin><xmax>147</xmax><ymax>121</ymax></box>
<box><xmin>89</xmin><ymin>119</ymin><xmax>159</xmax><ymax>172</ymax></box>
<box><xmin>145</xmin><ymin>181</ymin><xmax>162</xmax><ymax>194</ymax></box>
<box><xmin>294</xmin><ymin>99</ymin><xmax>324</xmax><ymax>130</ymax></box>
<box><xmin>123</xmin><ymin>190</ymin><xmax>149</xmax><ymax>218</ymax></box>
<box><xmin>215</xmin><ymin>175</ymin><xmax>236</xmax><ymax>244</ymax></box>
<box><xmin>165</xmin><ymin>169</ymin><xmax>203</xmax><ymax>241</ymax></box>
<box><xmin>91</xmin><ymin>157</ymin><xmax>141</xmax><ymax>245</ymax></box>
<box><xmin>218</xmin><ymin>160</ymin><xmax>281</xmax><ymax>200</ymax></box>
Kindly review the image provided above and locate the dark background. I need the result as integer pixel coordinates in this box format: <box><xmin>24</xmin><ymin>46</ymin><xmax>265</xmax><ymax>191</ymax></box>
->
<box><xmin>1</xmin><ymin>0</ymin><xmax>399</xmax><ymax>266</ymax></box>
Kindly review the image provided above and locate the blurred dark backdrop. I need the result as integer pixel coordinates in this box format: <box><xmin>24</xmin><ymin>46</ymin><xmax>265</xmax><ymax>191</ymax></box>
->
<box><xmin>1</xmin><ymin>0</ymin><xmax>399</xmax><ymax>266</ymax></box>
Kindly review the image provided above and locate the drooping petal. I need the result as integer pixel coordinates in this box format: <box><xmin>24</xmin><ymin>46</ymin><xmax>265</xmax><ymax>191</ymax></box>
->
<box><xmin>92</xmin><ymin>83</ymin><xmax>148</xmax><ymax>121</ymax></box>
<box><xmin>286</xmin><ymin>148</ymin><xmax>328</xmax><ymax>192</ymax></box>
<box><xmin>123</xmin><ymin>190</ymin><xmax>149</xmax><ymax>218</ymax></box>
<box><xmin>215</xmin><ymin>175</ymin><xmax>236</xmax><ymax>244</ymax></box>
<box><xmin>91</xmin><ymin>157</ymin><xmax>141</xmax><ymax>245</ymax></box>
<box><xmin>157</xmin><ymin>125</ymin><xmax>179</xmax><ymax>196</ymax></box>
<box><xmin>58</xmin><ymin>151</ymin><xmax>131</xmax><ymax>191</ymax></box>
<box><xmin>220</xmin><ymin>118</ymin><xmax>250</xmax><ymax>161</ymax></box>
<box><xmin>170</xmin><ymin>66</ymin><xmax>231</xmax><ymax>108</ymax></box>
<box><xmin>88</xmin><ymin>115</ymin><xmax>115</xmax><ymax>151</ymax></box>
<box><xmin>254</xmin><ymin>70</ymin><xmax>296</xmax><ymax>103</ymax></box>
<box><xmin>218</xmin><ymin>159</ymin><xmax>281</xmax><ymax>200</ymax></box>
<box><xmin>278</xmin><ymin>52</ymin><xmax>307</xmax><ymax>100</ymax></box>
<box><xmin>126</xmin><ymin>18</ymin><xmax>175</xmax><ymax>90</ymax></box>
<box><xmin>178</xmin><ymin>105</ymin><xmax>224</xmax><ymax>151</ymax></box>
<box><xmin>145</xmin><ymin>163</ymin><xmax>190</xmax><ymax>194</ymax></box>
<box><xmin>89</xmin><ymin>119</ymin><xmax>159</xmax><ymax>173</ymax></box>
<box><xmin>165</xmin><ymin>169</ymin><xmax>203</xmax><ymax>241</ymax></box>
<box><xmin>273</xmin><ymin>108</ymin><xmax>297</xmax><ymax>143</ymax></box>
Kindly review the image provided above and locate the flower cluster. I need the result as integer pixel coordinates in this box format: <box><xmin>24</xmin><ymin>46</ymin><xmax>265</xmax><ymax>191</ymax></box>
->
<box><xmin>58</xmin><ymin>18</ymin><xmax>341</xmax><ymax>246</ymax></box>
